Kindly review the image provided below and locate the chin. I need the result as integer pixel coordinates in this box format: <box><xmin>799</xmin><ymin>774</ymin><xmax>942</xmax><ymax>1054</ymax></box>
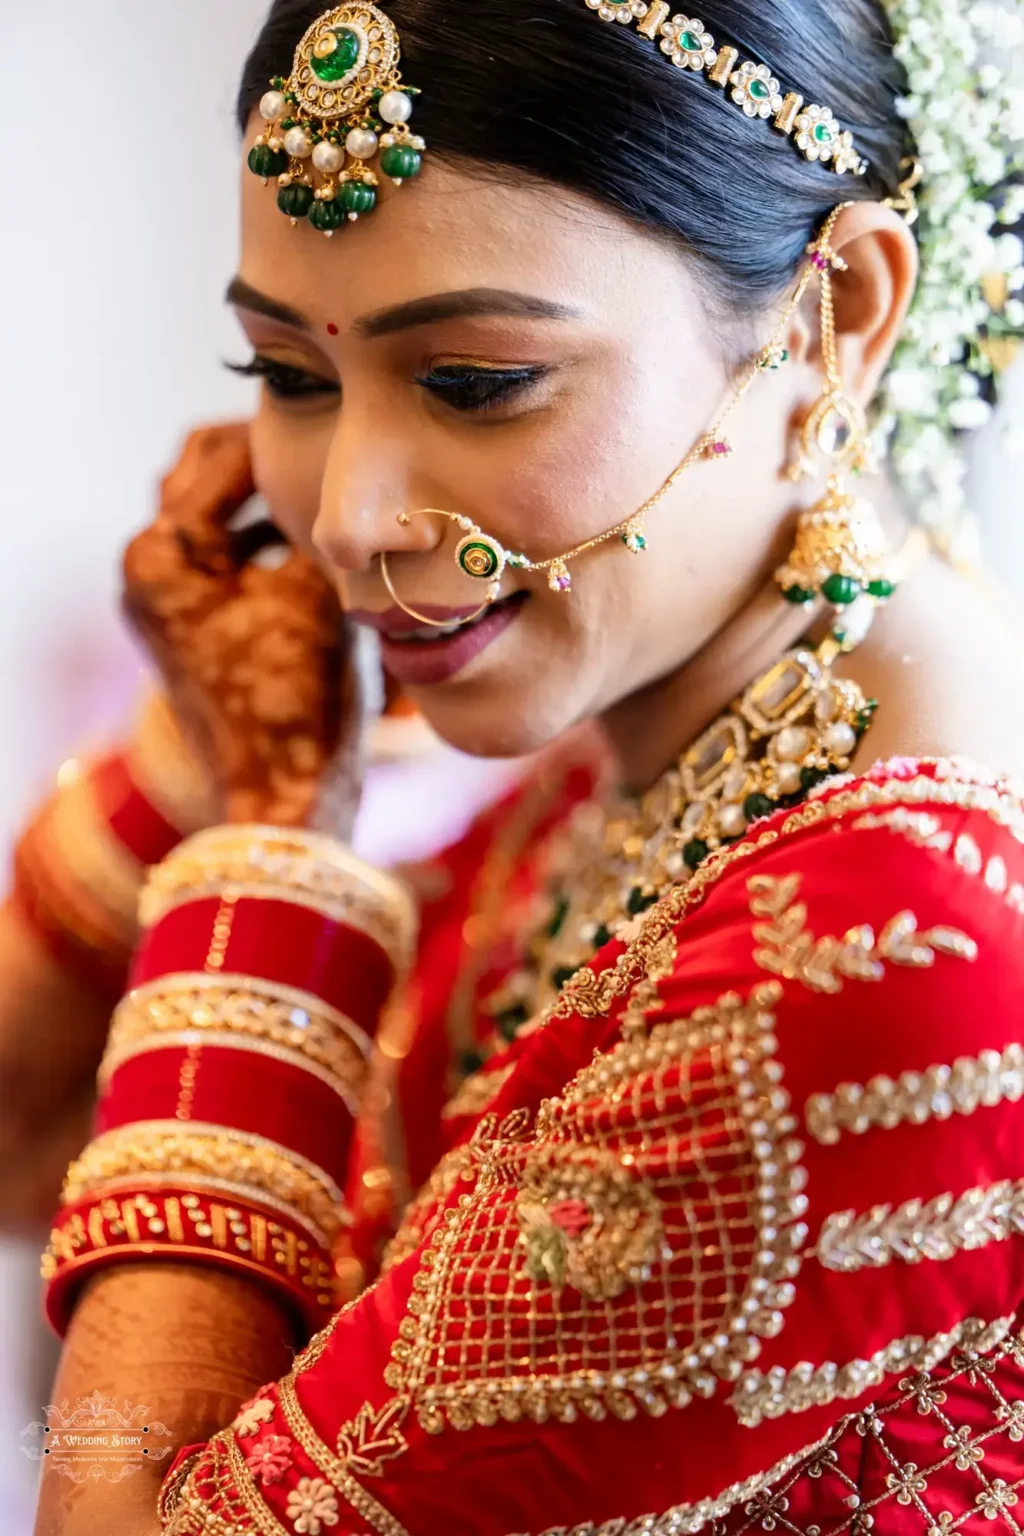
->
<box><xmin>410</xmin><ymin>681</ymin><xmax>583</xmax><ymax>762</ymax></box>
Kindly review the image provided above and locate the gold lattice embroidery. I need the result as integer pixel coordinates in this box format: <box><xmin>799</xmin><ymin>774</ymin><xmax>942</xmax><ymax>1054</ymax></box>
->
<box><xmin>816</xmin><ymin>1180</ymin><xmax>1024</xmax><ymax>1273</ymax></box>
<box><xmin>748</xmin><ymin>872</ymin><xmax>978</xmax><ymax>993</ymax></box>
<box><xmin>381</xmin><ymin>983</ymin><xmax>808</xmax><ymax>1434</ymax></box>
<box><xmin>517</xmin><ymin>1144</ymin><xmax>665</xmax><ymax>1299</ymax></box>
<box><xmin>805</xmin><ymin>1042</ymin><xmax>1024</xmax><ymax>1144</ymax></box>
<box><xmin>516</xmin><ymin>1323</ymin><xmax>1024</xmax><ymax>1536</ymax></box>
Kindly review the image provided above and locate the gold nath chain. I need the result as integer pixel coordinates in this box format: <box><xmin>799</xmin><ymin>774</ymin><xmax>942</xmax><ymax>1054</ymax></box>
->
<box><xmin>508</xmin><ymin>205</ymin><xmax>849</xmax><ymax>590</ymax></box>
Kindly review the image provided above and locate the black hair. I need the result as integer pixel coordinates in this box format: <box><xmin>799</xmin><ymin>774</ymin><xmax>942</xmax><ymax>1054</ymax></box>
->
<box><xmin>237</xmin><ymin>0</ymin><xmax>911</xmax><ymax>314</ymax></box>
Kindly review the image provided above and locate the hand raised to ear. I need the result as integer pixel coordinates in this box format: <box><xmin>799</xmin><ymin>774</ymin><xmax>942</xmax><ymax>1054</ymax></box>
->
<box><xmin>123</xmin><ymin>421</ymin><xmax>370</xmax><ymax>832</ymax></box>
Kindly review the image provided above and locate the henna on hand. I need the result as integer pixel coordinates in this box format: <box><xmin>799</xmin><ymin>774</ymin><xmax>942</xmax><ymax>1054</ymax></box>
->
<box><xmin>123</xmin><ymin>423</ymin><xmax>366</xmax><ymax>830</ymax></box>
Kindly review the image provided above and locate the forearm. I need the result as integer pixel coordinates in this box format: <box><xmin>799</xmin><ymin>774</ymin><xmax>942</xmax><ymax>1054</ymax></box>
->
<box><xmin>0</xmin><ymin>904</ymin><xmax>113</xmax><ymax>1230</ymax></box>
<box><xmin>34</xmin><ymin>1265</ymin><xmax>295</xmax><ymax>1536</ymax></box>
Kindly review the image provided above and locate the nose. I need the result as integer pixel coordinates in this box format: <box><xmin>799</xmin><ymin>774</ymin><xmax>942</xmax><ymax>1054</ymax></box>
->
<box><xmin>311</xmin><ymin>414</ymin><xmax>439</xmax><ymax>573</ymax></box>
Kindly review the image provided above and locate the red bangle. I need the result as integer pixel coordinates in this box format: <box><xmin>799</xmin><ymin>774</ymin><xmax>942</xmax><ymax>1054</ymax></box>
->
<box><xmin>43</xmin><ymin>1188</ymin><xmax>337</xmax><ymax>1335</ymax></box>
<box><xmin>131</xmin><ymin>897</ymin><xmax>395</xmax><ymax>1034</ymax></box>
<box><xmin>43</xmin><ymin>825</ymin><xmax>417</xmax><ymax>1336</ymax></box>
<box><xmin>11</xmin><ymin>738</ymin><xmax>196</xmax><ymax>998</ymax></box>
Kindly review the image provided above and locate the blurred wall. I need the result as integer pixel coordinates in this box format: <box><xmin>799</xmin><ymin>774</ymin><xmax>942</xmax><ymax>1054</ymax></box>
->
<box><xmin>1</xmin><ymin>3</ymin><xmax>268</xmax><ymax>848</ymax></box>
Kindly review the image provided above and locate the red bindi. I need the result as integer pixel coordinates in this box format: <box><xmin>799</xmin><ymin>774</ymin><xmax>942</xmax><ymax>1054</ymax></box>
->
<box><xmin>326</xmin><ymin>322</ymin><xmax>339</xmax><ymax>335</ymax></box>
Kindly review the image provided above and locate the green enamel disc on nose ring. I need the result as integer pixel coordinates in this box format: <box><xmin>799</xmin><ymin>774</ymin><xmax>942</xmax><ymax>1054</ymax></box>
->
<box><xmin>456</xmin><ymin>535</ymin><xmax>506</xmax><ymax>582</ymax></box>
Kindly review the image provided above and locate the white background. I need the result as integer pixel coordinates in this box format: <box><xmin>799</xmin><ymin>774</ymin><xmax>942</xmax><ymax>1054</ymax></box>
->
<box><xmin>2</xmin><ymin>4</ymin><xmax>1023</xmax><ymax>1530</ymax></box>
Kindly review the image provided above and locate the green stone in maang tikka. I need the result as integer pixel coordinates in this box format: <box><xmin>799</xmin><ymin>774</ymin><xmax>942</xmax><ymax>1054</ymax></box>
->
<box><xmin>312</xmin><ymin>27</ymin><xmax>361</xmax><ymax>82</ymax></box>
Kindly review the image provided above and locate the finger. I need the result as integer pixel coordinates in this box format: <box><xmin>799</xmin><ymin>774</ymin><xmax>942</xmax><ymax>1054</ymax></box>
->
<box><xmin>159</xmin><ymin>423</ymin><xmax>255</xmax><ymax>536</ymax></box>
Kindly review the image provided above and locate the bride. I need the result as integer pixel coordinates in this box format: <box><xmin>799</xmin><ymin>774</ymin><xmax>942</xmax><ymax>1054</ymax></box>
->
<box><xmin>32</xmin><ymin>0</ymin><xmax>1024</xmax><ymax>1532</ymax></box>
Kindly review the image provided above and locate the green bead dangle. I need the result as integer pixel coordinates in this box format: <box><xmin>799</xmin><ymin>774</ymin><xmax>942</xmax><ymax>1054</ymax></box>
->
<box><xmin>249</xmin><ymin>143</ymin><xmax>290</xmax><ymax>180</ymax></box>
<box><xmin>278</xmin><ymin>181</ymin><xmax>315</xmax><ymax>221</ymax></box>
<box><xmin>380</xmin><ymin>143</ymin><xmax>423</xmax><ymax>182</ymax></box>
<box><xmin>250</xmin><ymin>4</ymin><xmax>427</xmax><ymax>236</ymax></box>
<box><xmin>308</xmin><ymin>196</ymin><xmax>345</xmax><ymax>234</ymax></box>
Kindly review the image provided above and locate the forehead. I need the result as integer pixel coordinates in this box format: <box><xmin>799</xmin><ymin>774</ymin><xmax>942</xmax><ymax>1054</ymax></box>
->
<box><xmin>237</xmin><ymin>115</ymin><xmax>697</xmax><ymax>333</ymax></box>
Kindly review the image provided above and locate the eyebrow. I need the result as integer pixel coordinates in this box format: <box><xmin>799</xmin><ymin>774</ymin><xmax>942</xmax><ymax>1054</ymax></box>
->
<box><xmin>226</xmin><ymin>278</ymin><xmax>581</xmax><ymax>338</ymax></box>
<box><xmin>354</xmin><ymin>287</ymin><xmax>581</xmax><ymax>339</ymax></box>
<box><xmin>226</xmin><ymin>276</ymin><xmax>309</xmax><ymax>330</ymax></box>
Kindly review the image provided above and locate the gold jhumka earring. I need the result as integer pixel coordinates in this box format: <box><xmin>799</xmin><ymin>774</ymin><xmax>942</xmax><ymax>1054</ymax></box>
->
<box><xmin>774</xmin><ymin>224</ymin><xmax>896</xmax><ymax>652</ymax></box>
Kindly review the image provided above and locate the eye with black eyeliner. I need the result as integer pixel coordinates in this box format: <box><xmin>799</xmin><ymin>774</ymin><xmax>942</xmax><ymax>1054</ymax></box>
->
<box><xmin>226</xmin><ymin>355</ymin><xmax>339</xmax><ymax>400</ymax></box>
<box><xmin>416</xmin><ymin>362</ymin><xmax>547</xmax><ymax>414</ymax></box>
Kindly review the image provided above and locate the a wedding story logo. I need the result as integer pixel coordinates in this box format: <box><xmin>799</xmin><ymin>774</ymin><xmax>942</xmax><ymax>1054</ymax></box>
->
<box><xmin>22</xmin><ymin>1391</ymin><xmax>176</xmax><ymax>1484</ymax></box>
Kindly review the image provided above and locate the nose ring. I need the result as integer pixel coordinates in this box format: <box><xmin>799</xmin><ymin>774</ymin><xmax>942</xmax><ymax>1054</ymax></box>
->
<box><xmin>379</xmin><ymin>509</ymin><xmax>512</xmax><ymax>628</ymax></box>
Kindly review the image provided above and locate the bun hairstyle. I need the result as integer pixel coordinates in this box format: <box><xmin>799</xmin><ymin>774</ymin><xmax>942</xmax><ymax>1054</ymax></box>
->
<box><xmin>238</xmin><ymin>0</ymin><xmax>911</xmax><ymax>315</ymax></box>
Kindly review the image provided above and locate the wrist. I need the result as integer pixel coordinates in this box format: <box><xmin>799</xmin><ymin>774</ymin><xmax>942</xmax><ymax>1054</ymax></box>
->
<box><xmin>43</xmin><ymin>823</ymin><xmax>416</xmax><ymax>1336</ymax></box>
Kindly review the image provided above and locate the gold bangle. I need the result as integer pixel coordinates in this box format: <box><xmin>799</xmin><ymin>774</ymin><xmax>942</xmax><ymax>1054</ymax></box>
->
<box><xmin>62</xmin><ymin>1122</ymin><xmax>346</xmax><ymax>1250</ymax></box>
<box><xmin>140</xmin><ymin>825</ymin><xmax>418</xmax><ymax>973</ymax></box>
<box><xmin>102</xmin><ymin>973</ymin><xmax>371</xmax><ymax>1109</ymax></box>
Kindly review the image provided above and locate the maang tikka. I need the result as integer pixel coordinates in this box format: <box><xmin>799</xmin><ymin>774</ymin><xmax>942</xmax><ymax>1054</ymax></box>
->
<box><xmin>249</xmin><ymin>3</ymin><xmax>426</xmax><ymax>235</ymax></box>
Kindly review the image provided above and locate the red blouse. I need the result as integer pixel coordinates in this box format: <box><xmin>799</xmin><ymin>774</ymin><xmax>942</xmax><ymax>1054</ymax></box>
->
<box><xmin>161</xmin><ymin>757</ymin><xmax>1024</xmax><ymax>1536</ymax></box>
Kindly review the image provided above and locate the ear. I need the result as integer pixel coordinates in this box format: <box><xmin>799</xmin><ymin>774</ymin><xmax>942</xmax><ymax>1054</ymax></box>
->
<box><xmin>826</xmin><ymin>201</ymin><xmax>919</xmax><ymax>402</ymax></box>
<box><xmin>783</xmin><ymin>201</ymin><xmax>919</xmax><ymax>406</ymax></box>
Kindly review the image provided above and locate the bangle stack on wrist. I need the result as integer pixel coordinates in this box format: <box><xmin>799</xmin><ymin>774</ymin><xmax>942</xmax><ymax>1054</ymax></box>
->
<box><xmin>43</xmin><ymin>823</ymin><xmax>417</xmax><ymax>1336</ymax></box>
<box><xmin>12</xmin><ymin>695</ymin><xmax>214</xmax><ymax>996</ymax></box>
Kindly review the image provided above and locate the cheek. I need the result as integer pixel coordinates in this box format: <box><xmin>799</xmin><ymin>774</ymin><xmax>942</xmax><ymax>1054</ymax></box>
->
<box><xmin>249</xmin><ymin>407</ymin><xmax>331</xmax><ymax>556</ymax></box>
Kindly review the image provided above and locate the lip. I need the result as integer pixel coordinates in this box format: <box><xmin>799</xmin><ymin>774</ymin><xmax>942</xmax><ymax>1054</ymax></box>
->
<box><xmin>347</xmin><ymin>603</ymin><xmax>489</xmax><ymax>637</ymax></box>
<box><xmin>351</xmin><ymin>595</ymin><xmax>526</xmax><ymax>687</ymax></box>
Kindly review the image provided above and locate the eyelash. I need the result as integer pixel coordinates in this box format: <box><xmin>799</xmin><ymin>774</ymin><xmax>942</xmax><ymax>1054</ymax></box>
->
<box><xmin>416</xmin><ymin>363</ymin><xmax>546</xmax><ymax>413</ymax></box>
<box><xmin>226</xmin><ymin>355</ymin><xmax>339</xmax><ymax>399</ymax></box>
<box><xmin>226</xmin><ymin>356</ymin><xmax>546</xmax><ymax>413</ymax></box>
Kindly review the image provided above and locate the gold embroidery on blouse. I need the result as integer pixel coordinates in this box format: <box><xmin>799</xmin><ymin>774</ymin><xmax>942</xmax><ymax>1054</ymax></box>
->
<box><xmin>806</xmin><ymin>1043</ymin><xmax>1024</xmax><ymax>1144</ymax></box>
<box><xmin>816</xmin><ymin>1181</ymin><xmax>1024</xmax><ymax>1273</ymax></box>
<box><xmin>381</xmin><ymin>983</ymin><xmax>808</xmax><ymax>1435</ymax></box>
<box><xmin>852</xmin><ymin>806</ymin><xmax>1024</xmax><ymax>915</ymax></box>
<box><xmin>336</xmin><ymin>1397</ymin><xmax>411</xmax><ymax>1478</ymax></box>
<box><xmin>159</xmin><ymin>1430</ymin><xmax>292</xmax><ymax>1536</ymax></box>
<box><xmin>379</xmin><ymin>1142</ymin><xmax>479</xmax><ymax>1275</ymax></box>
<box><xmin>441</xmin><ymin>1060</ymin><xmax>517</xmax><ymax>1120</ymax></box>
<box><xmin>276</xmin><ymin>1373</ymin><xmax>411</xmax><ymax>1535</ymax></box>
<box><xmin>542</xmin><ymin>765</ymin><xmax>1021</xmax><ymax>1030</ymax></box>
<box><xmin>619</xmin><ymin>930</ymin><xmax>677</xmax><ymax>1036</ymax></box>
<box><xmin>730</xmin><ymin>1315</ymin><xmax>1013</xmax><ymax>1428</ymax></box>
<box><xmin>748</xmin><ymin>872</ymin><xmax>978</xmax><ymax>993</ymax></box>
<box><xmin>512</xmin><ymin>1323</ymin><xmax>1024</xmax><ymax>1536</ymax></box>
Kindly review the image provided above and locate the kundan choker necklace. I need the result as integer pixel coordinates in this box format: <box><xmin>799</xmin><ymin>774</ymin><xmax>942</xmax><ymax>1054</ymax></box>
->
<box><xmin>488</xmin><ymin>627</ymin><xmax>875</xmax><ymax>1034</ymax></box>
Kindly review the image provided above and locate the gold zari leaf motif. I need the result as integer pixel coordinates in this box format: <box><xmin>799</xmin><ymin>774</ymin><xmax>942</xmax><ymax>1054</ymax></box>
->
<box><xmin>748</xmin><ymin>873</ymin><xmax>978</xmax><ymax>992</ymax></box>
<box><xmin>806</xmin><ymin>1043</ymin><xmax>1024</xmax><ymax>1144</ymax></box>
<box><xmin>816</xmin><ymin>1181</ymin><xmax>1024</xmax><ymax>1272</ymax></box>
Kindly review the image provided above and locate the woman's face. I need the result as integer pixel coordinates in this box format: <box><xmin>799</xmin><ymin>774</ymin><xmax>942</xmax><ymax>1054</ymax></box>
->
<box><xmin>237</xmin><ymin>127</ymin><xmax>810</xmax><ymax>758</ymax></box>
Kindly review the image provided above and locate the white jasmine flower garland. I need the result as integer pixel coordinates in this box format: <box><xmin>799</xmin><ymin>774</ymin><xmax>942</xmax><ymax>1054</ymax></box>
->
<box><xmin>876</xmin><ymin>0</ymin><xmax>1024</xmax><ymax>547</ymax></box>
